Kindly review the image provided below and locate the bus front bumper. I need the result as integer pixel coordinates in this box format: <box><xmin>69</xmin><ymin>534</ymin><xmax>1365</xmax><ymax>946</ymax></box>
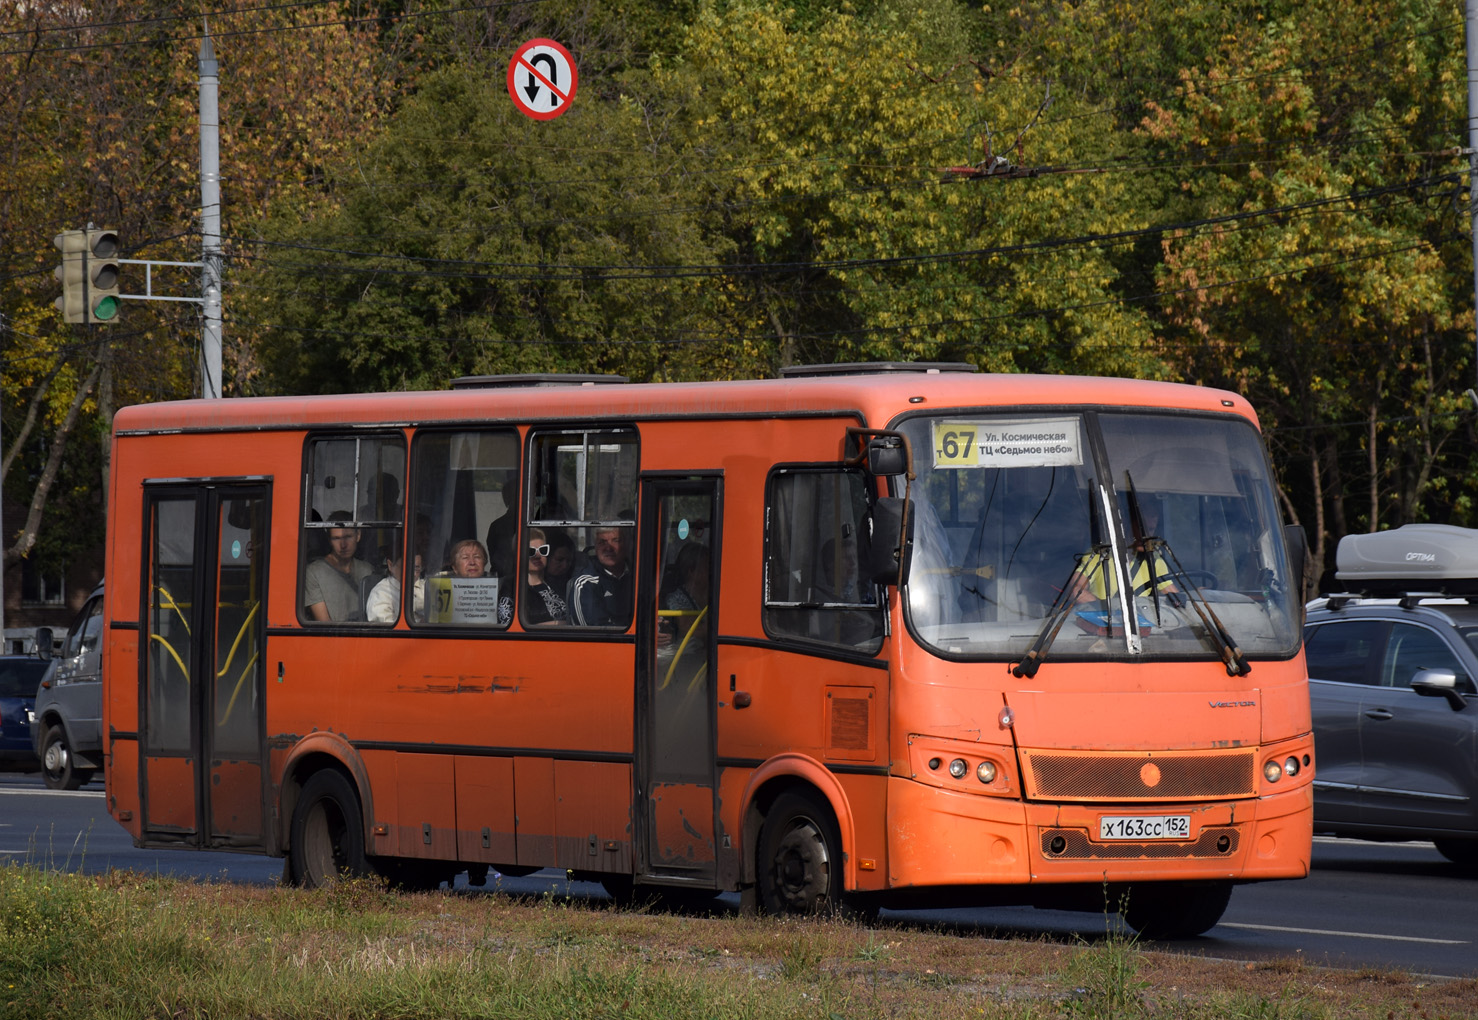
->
<box><xmin>884</xmin><ymin>776</ymin><xmax>1312</xmax><ymax>889</ymax></box>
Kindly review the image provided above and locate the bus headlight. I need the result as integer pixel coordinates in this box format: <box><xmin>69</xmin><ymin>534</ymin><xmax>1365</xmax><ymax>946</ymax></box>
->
<box><xmin>1264</xmin><ymin>759</ymin><xmax>1284</xmax><ymax>783</ymax></box>
<box><xmin>1283</xmin><ymin>756</ymin><xmax>1301</xmax><ymax>778</ymax></box>
<box><xmin>976</xmin><ymin>761</ymin><xmax>997</xmax><ymax>784</ymax></box>
<box><xmin>949</xmin><ymin>758</ymin><xmax>968</xmax><ymax>779</ymax></box>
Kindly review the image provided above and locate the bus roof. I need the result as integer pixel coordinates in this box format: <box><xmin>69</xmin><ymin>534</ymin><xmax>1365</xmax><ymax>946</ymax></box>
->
<box><xmin>112</xmin><ymin>371</ymin><xmax>1257</xmax><ymax>435</ymax></box>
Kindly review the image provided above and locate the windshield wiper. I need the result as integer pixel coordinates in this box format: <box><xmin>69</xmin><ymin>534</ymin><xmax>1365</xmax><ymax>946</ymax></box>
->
<box><xmin>1012</xmin><ymin>546</ymin><xmax>1108</xmax><ymax>679</ymax></box>
<box><xmin>1123</xmin><ymin>475</ymin><xmax>1251</xmax><ymax>677</ymax></box>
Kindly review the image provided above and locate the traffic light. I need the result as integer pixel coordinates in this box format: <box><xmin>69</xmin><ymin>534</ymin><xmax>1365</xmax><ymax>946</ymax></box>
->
<box><xmin>85</xmin><ymin>227</ymin><xmax>121</xmax><ymax>322</ymax></box>
<box><xmin>53</xmin><ymin>229</ymin><xmax>87</xmax><ymax>323</ymax></box>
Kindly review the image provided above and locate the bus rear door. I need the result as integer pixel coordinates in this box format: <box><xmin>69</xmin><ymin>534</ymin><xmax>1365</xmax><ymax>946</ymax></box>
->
<box><xmin>636</xmin><ymin>477</ymin><xmax>720</xmax><ymax>886</ymax></box>
<box><xmin>139</xmin><ymin>483</ymin><xmax>270</xmax><ymax>851</ymax></box>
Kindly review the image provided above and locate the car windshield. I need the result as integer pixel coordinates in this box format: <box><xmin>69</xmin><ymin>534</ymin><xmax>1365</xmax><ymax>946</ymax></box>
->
<box><xmin>0</xmin><ymin>659</ymin><xmax>48</xmax><ymax>698</ymax></box>
<box><xmin>899</xmin><ymin>410</ymin><xmax>1302</xmax><ymax>664</ymax></box>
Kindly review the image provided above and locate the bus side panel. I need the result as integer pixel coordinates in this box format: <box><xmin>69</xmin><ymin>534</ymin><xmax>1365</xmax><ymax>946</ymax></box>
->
<box><xmin>717</xmin><ymin>646</ymin><xmax>886</xmax><ymax>765</ymax></box>
<box><xmin>514</xmin><ymin>755</ymin><xmax>556</xmax><ymax>865</ymax></box>
<box><xmin>553</xmin><ymin>760</ymin><xmax>634</xmax><ymax>873</ymax></box>
<box><xmin>834</xmin><ymin>772</ymin><xmax>889</xmax><ymax>891</ymax></box>
<box><xmin>361</xmin><ymin>749</ymin><xmax>397</xmax><ymax>858</ymax></box>
<box><xmin>454</xmin><ymin>755</ymin><xmax>517</xmax><ymax>863</ymax></box>
<box><xmin>393</xmin><ymin>752</ymin><xmax>457</xmax><ymax>859</ymax></box>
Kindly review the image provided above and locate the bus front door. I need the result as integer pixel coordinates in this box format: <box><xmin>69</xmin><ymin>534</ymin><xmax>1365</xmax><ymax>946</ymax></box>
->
<box><xmin>140</xmin><ymin>485</ymin><xmax>270</xmax><ymax>851</ymax></box>
<box><xmin>636</xmin><ymin>478</ymin><xmax>720</xmax><ymax>885</ymax></box>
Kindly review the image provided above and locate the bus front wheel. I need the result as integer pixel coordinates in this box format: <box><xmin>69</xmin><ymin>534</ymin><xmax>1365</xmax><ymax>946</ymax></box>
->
<box><xmin>757</xmin><ymin>789</ymin><xmax>843</xmax><ymax>915</ymax></box>
<box><xmin>289</xmin><ymin>770</ymin><xmax>372</xmax><ymax>888</ymax></box>
<box><xmin>1119</xmin><ymin>880</ymin><xmax>1232</xmax><ymax>939</ymax></box>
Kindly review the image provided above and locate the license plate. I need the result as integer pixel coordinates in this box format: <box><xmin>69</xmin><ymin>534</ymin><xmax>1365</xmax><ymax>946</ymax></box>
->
<box><xmin>1098</xmin><ymin>815</ymin><xmax>1191</xmax><ymax>840</ymax></box>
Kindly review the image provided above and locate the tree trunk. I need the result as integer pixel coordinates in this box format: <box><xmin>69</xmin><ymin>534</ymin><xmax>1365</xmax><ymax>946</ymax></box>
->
<box><xmin>3</xmin><ymin>362</ymin><xmax>102</xmax><ymax>567</ymax></box>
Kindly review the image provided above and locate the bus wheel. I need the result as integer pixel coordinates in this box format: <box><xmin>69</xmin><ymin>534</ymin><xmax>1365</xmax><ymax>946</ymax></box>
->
<box><xmin>290</xmin><ymin>770</ymin><xmax>371</xmax><ymax>888</ymax></box>
<box><xmin>1119</xmin><ymin>880</ymin><xmax>1232</xmax><ymax>939</ymax></box>
<box><xmin>757</xmin><ymin>789</ymin><xmax>842</xmax><ymax>915</ymax></box>
<box><xmin>40</xmin><ymin>725</ymin><xmax>90</xmax><ymax>791</ymax></box>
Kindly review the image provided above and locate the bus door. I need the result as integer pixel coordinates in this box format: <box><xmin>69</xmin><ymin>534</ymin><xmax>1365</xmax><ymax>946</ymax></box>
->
<box><xmin>140</xmin><ymin>484</ymin><xmax>270</xmax><ymax>850</ymax></box>
<box><xmin>636</xmin><ymin>477</ymin><xmax>720</xmax><ymax>884</ymax></box>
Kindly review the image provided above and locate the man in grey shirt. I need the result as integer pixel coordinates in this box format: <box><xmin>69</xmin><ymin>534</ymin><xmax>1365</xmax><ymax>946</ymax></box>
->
<box><xmin>305</xmin><ymin>513</ymin><xmax>374</xmax><ymax>622</ymax></box>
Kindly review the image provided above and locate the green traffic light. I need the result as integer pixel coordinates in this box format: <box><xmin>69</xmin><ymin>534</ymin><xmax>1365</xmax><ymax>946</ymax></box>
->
<box><xmin>92</xmin><ymin>295</ymin><xmax>119</xmax><ymax>321</ymax></box>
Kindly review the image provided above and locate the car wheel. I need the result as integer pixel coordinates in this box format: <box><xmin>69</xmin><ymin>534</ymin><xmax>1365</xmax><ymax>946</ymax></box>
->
<box><xmin>40</xmin><ymin>724</ymin><xmax>86</xmax><ymax>791</ymax></box>
<box><xmin>1434</xmin><ymin>839</ymin><xmax>1478</xmax><ymax>869</ymax></box>
<box><xmin>757</xmin><ymin>788</ymin><xmax>843</xmax><ymax>915</ymax></box>
<box><xmin>1119</xmin><ymin>880</ymin><xmax>1232</xmax><ymax>939</ymax></box>
<box><xmin>289</xmin><ymin>770</ymin><xmax>373</xmax><ymax>888</ymax></box>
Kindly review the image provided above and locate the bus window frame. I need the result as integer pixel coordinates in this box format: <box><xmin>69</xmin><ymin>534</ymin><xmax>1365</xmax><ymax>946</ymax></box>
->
<box><xmin>761</xmin><ymin>461</ymin><xmax>886</xmax><ymax>657</ymax></box>
<box><xmin>404</xmin><ymin>424</ymin><xmax>524</xmax><ymax>632</ymax></box>
<box><xmin>297</xmin><ymin>430</ymin><xmax>408</xmax><ymax>628</ymax></box>
<box><xmin>526</xmin><ymin>425</ymin><xmax>640</xmax><ymax>529</ymax></box>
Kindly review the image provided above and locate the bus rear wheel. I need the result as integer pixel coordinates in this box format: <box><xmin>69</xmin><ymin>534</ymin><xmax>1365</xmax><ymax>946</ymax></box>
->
<box><xmin>757</xmin><ymin>789</ymin><xmax>842</xmax><ymax>915</ymax></box>
<box><xmin>1119</xmin><ymin>880</ymin><xmax>1232</xmax><ymax>939</ymax></box>
<box><xmin>290</xmin><ymin>770</ymin><xmax>372</xmax><ymax>889</ymax></box>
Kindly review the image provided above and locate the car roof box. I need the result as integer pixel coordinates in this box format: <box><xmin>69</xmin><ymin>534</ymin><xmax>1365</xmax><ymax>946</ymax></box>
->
<box><xmin>1335</xmin><ymin>524</ymin><xmax>1478</xmax><ymax>595</ymax></box>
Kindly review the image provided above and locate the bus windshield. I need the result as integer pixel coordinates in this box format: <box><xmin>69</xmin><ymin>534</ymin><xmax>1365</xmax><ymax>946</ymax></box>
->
<box><xmin>899</xmin><ymin>410</ymin><xmax>1301</xmax><ymax>663</ymax></box>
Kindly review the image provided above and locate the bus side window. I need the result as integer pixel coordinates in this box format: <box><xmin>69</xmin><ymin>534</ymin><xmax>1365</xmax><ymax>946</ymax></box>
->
<box><xmin>763</xmin><ymin>468</ymin><xmax>884</xmax><ymax>654</ymax></box>
<box><xmin>300</xmin><ymin>434</ymin><xmax>406</xmax><ymax>626</ymax></box>
<box><xmin>409</xmin><ymin>429</ymin><xmax>521</xmax><ymax>629</ymax></box>
<box><xmin>528</xmin><ymin>428</ymin><xmax>639</xmax><ymax>630</ymax></box>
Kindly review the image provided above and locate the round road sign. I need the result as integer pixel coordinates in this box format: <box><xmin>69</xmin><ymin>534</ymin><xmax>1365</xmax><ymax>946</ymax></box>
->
<box><xmin>508</xmin><ymin>39</ymin><xmax>578</xmax><ymax>121</ymax></box>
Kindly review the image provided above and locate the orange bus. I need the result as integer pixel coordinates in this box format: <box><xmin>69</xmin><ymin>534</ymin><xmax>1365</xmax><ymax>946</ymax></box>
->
<box><xmin>101</xmin><ymin>363</ymin><xmax>1312</xmax><ymax>937</ymax></box>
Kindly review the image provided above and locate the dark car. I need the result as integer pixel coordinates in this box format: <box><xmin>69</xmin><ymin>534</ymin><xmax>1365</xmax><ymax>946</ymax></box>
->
<box><xmin>0</xmin><ymin>654</ymin><xmax>50</xmax><ymax>771</ymax></box>
<box><xmin>1306</xmin><ymin>524</ymin><xmax>1478</xmax><ymax>867</ymax></box>
<box><xmin>31</xmin><ymin>582</ymin><xmax>104</xmax><ymax>790</ymax></box>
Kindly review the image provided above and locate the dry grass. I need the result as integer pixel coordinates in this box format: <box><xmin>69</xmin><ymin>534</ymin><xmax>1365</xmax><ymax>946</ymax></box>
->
<box><xmin>2</xmin><ymin>864</ymin><xmax>1476</xmax><ymax>1019</ymax></box>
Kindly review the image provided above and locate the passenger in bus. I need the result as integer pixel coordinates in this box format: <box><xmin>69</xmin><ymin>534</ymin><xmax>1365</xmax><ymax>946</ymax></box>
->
<box><xmin>570</xmin><ymin>526</ymin><xmax>634</xmax><ymax>627</ymax></box>
<box><xmin>660</xmin><ymin>542</ymin><xmax>709</xmax><ymax>643</ymax></box>
<box><xmin>448</xmin><ymin>538</ymin><xmax>513</xmax><ymax>625</ymax></box>
<box><xmin>304</xmin><ymin>511</ymin><xmax>376</xmax><ymax>622</ymax></box>
<box><xmin>367</xmin><ymin>545</ymin><xmax>424</xmax><ymax>625</ymax></box>
<box><xmin>450</xmin><ymin>538</ymin><xmax>490</xmax><ymax>578</ymax></box>
<box><xmin>524</xmin><ymin>528</ymin><xmax>568</xmax><ymax>625</ymax></box>
<box><xmin>544</xmin><ymin>529</ymin><xmax>575</xmax><ymax>592</ymax></box>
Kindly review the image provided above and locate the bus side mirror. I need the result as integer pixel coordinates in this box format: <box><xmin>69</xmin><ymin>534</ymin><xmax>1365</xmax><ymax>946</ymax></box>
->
<box><xmin>1283</xmin><ymin>524</ymin><xmax>1308</xmax><ymax>600</ymax></box>
<box><xmin>34</xmin><ymin>628</ymin><xmax>53</xmax><ymax>660</ymax></box>
<box><xmin>866</xmin><ymin>497</ymin><xmax>913</xmax><ymax>586</ymax></box>
<box><xmin>867</xmin><ymin>436</ymin><xmax>908</xmax><ymax>477</ymax></box>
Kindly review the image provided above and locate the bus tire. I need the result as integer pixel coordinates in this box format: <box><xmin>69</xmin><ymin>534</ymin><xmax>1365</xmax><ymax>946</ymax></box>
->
<box><xmin>1119</xmin><ymin>880</ymin><xmax>1232</xmax><ymax>939</ymax></box>
<box><xmin>289</xmin><ymin>769</ymin><xmax>372</xmax><ymax>888</ymax></box>
<box><xmin>40</xmin><ymin>724</ymin><xmax>90</xmax><ymax>791</ymax></box>
<box><xmin>757</xmin><ymin>788</ymin><xmax>843</xmax><ymax>915</ymax></box>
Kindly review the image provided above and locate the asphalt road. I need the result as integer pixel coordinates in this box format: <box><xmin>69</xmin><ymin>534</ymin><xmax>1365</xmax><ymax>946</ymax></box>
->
<box><xmin>2</xmin><ymin>771</ymin><xmax>1473</xmax><ymax>978</ymax></box>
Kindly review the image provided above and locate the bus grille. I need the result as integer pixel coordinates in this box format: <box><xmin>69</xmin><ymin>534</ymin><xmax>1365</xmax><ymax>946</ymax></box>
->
<box><xmin>1039</xmin><ymin>827</ymin><xmax>1240</xmax><ymax>860</ymax></box>
<box><xmin>1021</xmin><ymin>749</ymin><xmax>1256</xmax><ymax>802</ymax></box>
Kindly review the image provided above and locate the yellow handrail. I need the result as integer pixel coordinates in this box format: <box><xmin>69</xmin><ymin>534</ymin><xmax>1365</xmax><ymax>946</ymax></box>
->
<box><xmin>214</xmin><ymin>600</ymin><xmax>261</xmax><ymax>679</ymax></box>
<box><xmin>156</xmin><ymin>585</ymin><xmax>192</xmax><ymax>635</ymax></box>
<box><xmin>148</xmin><ymin>633</ymin><xmax>191</xmax><ymax>685</ymax></box>
<box><xmin>218</xmin><ymin>649</ymin><xmax>261</xmax><ymax>728</ymax></box>
<box><xmin>661</xmin><ymin>605</ymin><xmax>709</xmax><ymax>691</ymax></box>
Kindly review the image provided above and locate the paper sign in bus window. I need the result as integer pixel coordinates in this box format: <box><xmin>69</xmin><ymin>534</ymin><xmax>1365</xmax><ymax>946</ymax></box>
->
<box><xmin>932</xmin><ymin>417</ymin><xmax>1083</xmax><ymax>469</ymax></box>
<box><xmin>425</xmin><ymin>576</ymin><xmax>502</xmax><ymax>624</ymax></box>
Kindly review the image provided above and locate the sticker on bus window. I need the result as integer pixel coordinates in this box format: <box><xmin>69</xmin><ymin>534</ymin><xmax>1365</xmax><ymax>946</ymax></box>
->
<box><xmin>932</xmin><ymin>418</ymin><xmax>1083</xmax><ymax>469</ymax></box>
<box><xmin>425</xmin><ymin>576</ymin><xmax>502</xmax><ymax>625</ymax></box>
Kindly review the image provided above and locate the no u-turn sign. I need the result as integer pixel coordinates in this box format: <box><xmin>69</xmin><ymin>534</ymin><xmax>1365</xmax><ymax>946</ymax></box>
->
<box><xmin>508</xmin><ymin>39</ymin><xmax>578</xmax><ymax>120</ymax></box>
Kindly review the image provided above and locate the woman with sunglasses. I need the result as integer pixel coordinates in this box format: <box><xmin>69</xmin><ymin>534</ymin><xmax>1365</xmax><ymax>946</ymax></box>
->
<box><xmin>524</xmin><ymin>527</ymin><xmax>569</xmax><ymax>625</ymax></box>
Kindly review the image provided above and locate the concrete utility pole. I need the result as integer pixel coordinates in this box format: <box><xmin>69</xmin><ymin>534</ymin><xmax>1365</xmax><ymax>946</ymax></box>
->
<box><xmin>200</xmin><ymin>24</ymin><xmax>223</xmax><ymax>399</ymax></box>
